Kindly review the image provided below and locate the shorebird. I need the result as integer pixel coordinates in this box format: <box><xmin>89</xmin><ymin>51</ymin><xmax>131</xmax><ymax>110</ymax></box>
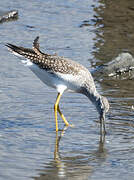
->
<box><xmin>6</xmin><ymin>36</ymin><xmax>109</xmax><ymax>133</ymax></box>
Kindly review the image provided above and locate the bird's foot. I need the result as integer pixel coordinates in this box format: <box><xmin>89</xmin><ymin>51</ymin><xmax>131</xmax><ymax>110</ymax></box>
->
<box><xmin>68</xmin><ymin>123</ymin><xmax>75</xmax><ymax>128</ymax></box>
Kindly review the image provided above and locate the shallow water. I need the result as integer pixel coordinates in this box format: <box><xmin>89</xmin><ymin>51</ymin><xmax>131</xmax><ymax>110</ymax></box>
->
<box><xmin>0</xmin><ymin>0</ymin><xmax>134</xmax><ymax>179</ymax></box>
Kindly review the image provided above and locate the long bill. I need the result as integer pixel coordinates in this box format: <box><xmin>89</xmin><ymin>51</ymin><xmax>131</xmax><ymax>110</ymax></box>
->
<box><xmin>100</xmin><ymin>113</ymin><xmax>106</xmax><ymax>135</ymax></box>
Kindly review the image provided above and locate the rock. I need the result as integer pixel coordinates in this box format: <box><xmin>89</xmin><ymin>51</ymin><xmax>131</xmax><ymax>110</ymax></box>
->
<box><xmin>0</xmin><ymin>10</ymin><xmax>18</xmax><ymax>23</ymax></box>
<box><xmin>92</xmin><ymin>53</ymin><xmax>134</xmax><ymax>80</ymax></box>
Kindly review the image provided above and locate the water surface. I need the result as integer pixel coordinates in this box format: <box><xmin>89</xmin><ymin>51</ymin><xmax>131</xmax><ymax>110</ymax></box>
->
<box><xmin>0</xmin><ymin>0</ymin><xmax>134</xmax><ymax>180</ymax></box>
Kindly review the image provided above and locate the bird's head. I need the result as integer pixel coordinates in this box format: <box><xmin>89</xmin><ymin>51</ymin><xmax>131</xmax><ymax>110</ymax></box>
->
<box><xmin>96</xmin><ymin>96</ymin><xmax>109</xmax><ymax>120</ymax></box>
<box><xmin>84</xmin><ymin>86</ymin><xmax>109</xmax><ymax>134</ymax></box>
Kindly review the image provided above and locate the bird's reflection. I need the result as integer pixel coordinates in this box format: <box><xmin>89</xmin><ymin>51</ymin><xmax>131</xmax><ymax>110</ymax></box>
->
<box><xmin>54</xmin><ymin>127</ymin><xmax>67</xmax><ymax>162</ymax></box>
<box><xmin>34</xmin><ymin>127</ymin><xmax>107</xmax><ymax>180</ymax></box>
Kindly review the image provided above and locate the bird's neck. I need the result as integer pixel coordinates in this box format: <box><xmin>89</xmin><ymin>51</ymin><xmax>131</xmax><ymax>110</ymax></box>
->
<box><xmin>87</xmin><ymin>90</ymin><xmax>101</xmax><ymax>103</ymax></box>
<box><xmin>84</xmin><ymin>88</ymin><xmax>102</xmax><ymax>113</ymax></box>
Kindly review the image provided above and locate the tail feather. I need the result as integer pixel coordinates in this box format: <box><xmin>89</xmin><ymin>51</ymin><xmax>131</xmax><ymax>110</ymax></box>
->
<box><xmin>33</xmin><ymin>36</ymin><xmax>40</xmax><ymax>50</ymax></box>
<box><xmin>32</xmin><ymin>36</ymin><xmax>43</xmax><ymax>57</ymax></box>
<box><xmin>6</xmin><ymin>36</ymin><xmax>41</xmax><ymax>57</ymax></box>
<box><xmin>6</xmin><ymin>36</ymin><xmax>49</xmax><ymax>65</ymax></box>
<box><xmin>6</xmin><ymin>43</ymin><xmax>36</xmax><ymax>56</ymax></box>
<box><xmin>6</xmin><ymin>43</ymin><xmax>41</xmax><ymax>65</ymax></box>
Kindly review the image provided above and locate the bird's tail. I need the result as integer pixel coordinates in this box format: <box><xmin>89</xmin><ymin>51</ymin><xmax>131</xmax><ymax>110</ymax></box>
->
<box><xmin>5</xmin><ymin>36</ymin><xmax>46</xmax><ymax>62</ymax></box>
<box><xmin>6</xmin><ymin>42</ymin><xmax>36</xmax><ymax>59</ymax></box>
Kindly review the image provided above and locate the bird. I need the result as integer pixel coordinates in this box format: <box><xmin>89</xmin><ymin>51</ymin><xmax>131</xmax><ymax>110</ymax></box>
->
<box><xmin>6</xmin><ymin>36</ymin><xmax>109</xmax><ymax>134</ymax></box>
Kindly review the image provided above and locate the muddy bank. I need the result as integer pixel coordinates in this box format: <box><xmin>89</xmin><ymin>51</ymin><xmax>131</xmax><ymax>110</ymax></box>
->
<box><xmin>92</xmin><ymin>0</ymin><xmax>134</xmax><ymax>65</ymax></box>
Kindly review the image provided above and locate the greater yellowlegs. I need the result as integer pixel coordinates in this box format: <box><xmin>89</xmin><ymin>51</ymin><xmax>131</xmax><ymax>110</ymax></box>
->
<box><xmin>6</xmin><ymin>36</ymin><xmax>109</xmax><ymax>133</ymax></box>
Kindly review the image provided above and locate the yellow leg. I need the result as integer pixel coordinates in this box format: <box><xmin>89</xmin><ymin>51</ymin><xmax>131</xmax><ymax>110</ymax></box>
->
<box><xmin>54</xmin><ymin>93</ymin><xmax>61</xmax><ymax>132</ymax></box>
<box><xmin>57</xmin><ymin>105</ymin><xmax>69</xmax><ymax>126</ymax></box>
<box><xmin>54</xmin><ymin>93</ymin><xmax>70</xmax><ymax>131</ymax></box>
